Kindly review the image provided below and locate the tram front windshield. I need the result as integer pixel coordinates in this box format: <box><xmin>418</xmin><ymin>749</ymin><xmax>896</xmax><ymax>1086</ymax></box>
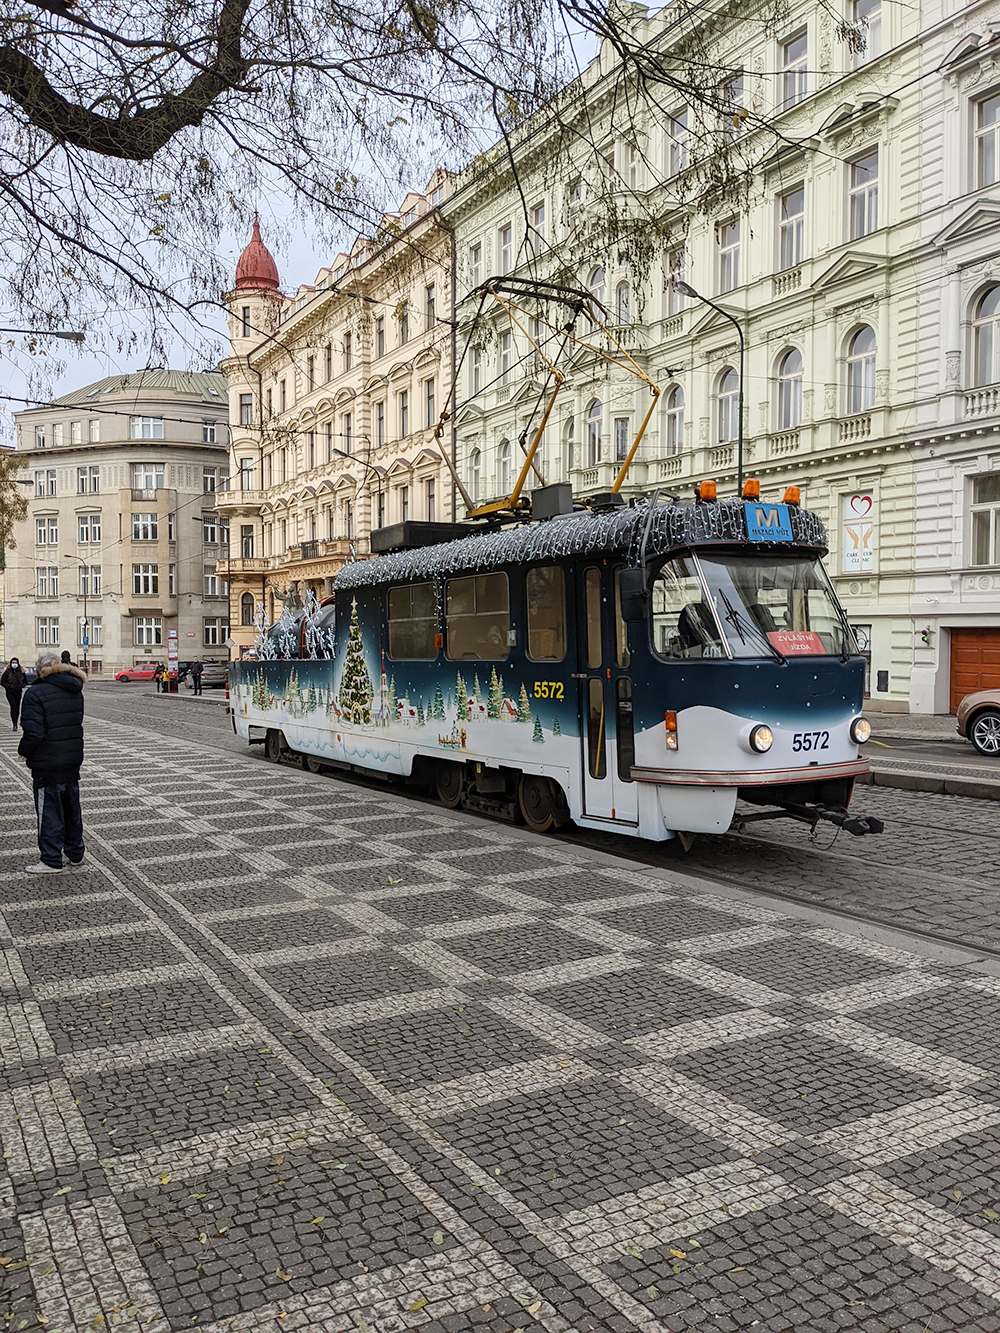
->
<box><xmin>652</xmin><ymin>552</ymin><xmax>856</xmax><ymax>660</ymax></box>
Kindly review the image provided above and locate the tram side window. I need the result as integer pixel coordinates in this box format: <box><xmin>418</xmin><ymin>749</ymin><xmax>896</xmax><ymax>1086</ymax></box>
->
<box><xmin>652</xmin><ymin>558</ymin><xmax>725</xmax><ymax>659</ymax></box>
<box><xmin>388</xmin><ymin>582</ymin><xmax>438</xmax><ymax>659</ymax></box>
<box><xmin>446</xmin><ymin>572</ymin><xmax>510</xmax><ymax>660</ymax></box>
<box><xmin>526</xmin><ymin>566</ymin><xmax>566</xmax><ymax>661</ymax></box>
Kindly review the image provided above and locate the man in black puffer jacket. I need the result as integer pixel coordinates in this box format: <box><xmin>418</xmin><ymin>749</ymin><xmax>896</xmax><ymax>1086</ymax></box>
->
<box><xmin>18</xmin><ymin>651</ymin><xmax>87</xmax><ymax>874</ymax></box>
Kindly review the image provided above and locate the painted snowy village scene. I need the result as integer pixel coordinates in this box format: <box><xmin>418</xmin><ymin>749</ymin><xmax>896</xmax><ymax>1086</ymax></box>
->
<box><xmin>230</xmin><ymin>597</ymin><xmax>576</xmax><ymax>774</ymax></box>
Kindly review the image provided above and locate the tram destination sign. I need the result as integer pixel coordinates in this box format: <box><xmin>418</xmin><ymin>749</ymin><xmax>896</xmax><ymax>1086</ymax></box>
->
<box><xmin>744</xmin><ymin>502</ymin><xmax>793</xmax><ymax>542</ymax></box>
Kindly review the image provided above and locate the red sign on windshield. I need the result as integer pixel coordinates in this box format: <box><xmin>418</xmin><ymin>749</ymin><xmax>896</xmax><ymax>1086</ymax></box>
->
<box><xmin>768</xmin><ymin>630</ymin><xmax>825</xmax><ymax>656</ymax></box>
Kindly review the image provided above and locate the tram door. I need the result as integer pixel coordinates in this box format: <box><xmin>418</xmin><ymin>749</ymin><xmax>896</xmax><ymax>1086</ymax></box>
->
<box><xmin>577</xmin><ymin>564</ymin><xmax>638</xmax><ymax>825</ymax></box>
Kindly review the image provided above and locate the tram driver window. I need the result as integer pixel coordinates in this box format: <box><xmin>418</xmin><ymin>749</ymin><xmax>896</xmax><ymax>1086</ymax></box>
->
<box><xmin>446</xmin><ymin>572</ymin><xmax>510</xmax><ymax>660</ymax></box>
<box><xmin>652</xmin><ymin>558</ymin><xmax>725</xmax><ymax>659</ymax></box>
<box><xmin>388</xmin><ymin>582</ymin><xmax>438</xmax><ymax>659</ymax></box>
<box><xmin>526</xmin><ymin>566</ymin><xmax>566</xmax><ymax>661</ymax></box>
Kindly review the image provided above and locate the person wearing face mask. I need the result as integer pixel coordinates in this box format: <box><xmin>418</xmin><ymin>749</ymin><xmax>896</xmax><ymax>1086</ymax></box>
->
<box><xmin>1</xmin><ymin>658</ymin><xmax>28</xmax><ymax>730</ymax></box>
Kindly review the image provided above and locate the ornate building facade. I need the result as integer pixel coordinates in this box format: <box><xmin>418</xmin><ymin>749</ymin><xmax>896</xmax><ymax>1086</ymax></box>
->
<box><xmin>441</xmin><ymin>0</ymin><xmax>1000</xmax><ymax>712</ymax></box>
<box><xmin>220</xmin><ymin>176</ymin><xmax>453</xmax><ymax>657</ymax></box>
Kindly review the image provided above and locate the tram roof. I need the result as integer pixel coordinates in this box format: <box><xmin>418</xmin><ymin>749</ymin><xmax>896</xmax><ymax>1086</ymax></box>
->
<box><xmin>333</xmin><ymin>497</ymin><xmax>829</xmax><ymax>591</ymax></box>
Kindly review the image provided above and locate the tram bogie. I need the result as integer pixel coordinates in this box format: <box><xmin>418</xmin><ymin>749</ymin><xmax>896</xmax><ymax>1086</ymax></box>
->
<box><xmin>230</xmin><ymin>490</ymin><xmax>881</xmax><ymax>841</ymax></box>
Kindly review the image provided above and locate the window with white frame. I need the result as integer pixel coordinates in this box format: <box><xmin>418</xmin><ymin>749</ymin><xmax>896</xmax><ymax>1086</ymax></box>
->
<box><xmin>241</xmin><ymin>305</ymin><xmax>251</xmax><ymax>337</ymax></box>
<box><xmin>80</xmin><ymin>616</ymin><xmax>102</xmax><ymax>646</ymax></box>
<box><xmin>36</xmin><ymin>517</ymin><xmax>57</xmax><ymax>545</ymax></box>
<box><xmin>781</xmin><ymin>31</ymin><xmax>807</xmax><ymax>108</ymax></box>
<box><xmin>717</xmin><ymin>219</ymin><xmax>740</xmax><ymax>293</ymax></box>
<box><xmin>36</xmin><ymin>617</ymin><xmax>59</xmax><ymax>645</ymax></box>
<box><xmin>614</xmin><ymin>417</ymin><xmax>630</xmax><ymax>462</ymax></box>
<box><xmin>723</xmin><ymin>74</ymin><xmax>745</xmax><ymax>135</ymax></box>
<box><xmin>343</xmin><ymin>331</ymin><xmax>352</xmax><ymax>371</ymax></box>
<box><xmin>340</xmin><ymin>416</ymin><xmax>350</xmax><ymax>456</ymax></box>
<box><xmin>130</xmin><ymin>416</ymin><xmax>163</xmax><ymax>440</ymax></box>
<box><xmin>202</xmin><ymin>420</ymin><xmax>217</xmax><ymax>443</ymax></box>
<box><xmin>239</xmin><ymin>394</ymin><xmax>253</xmax><ymax>426</ymax></box>
<box><xmin>568</xmin><ymin>179</ymin><xmax>584</xmax><ymax>208</ymax></box>
<box><xmin>88</xmin><ymin>419</ymin><xmax>100</xmax><ymax>442</ymax></box>
<box><xmin>779</xmin><ymin>185</ymin><xmax>804</xmax><ymax>269</ymax></box>
<box><xmin>976</xmin><ymin>93</ymin><xmax>1000</xmax><ymax>188</ymax></box>
<box><xmin>132</xmin><ymin>512</ymin><xmax>157</xmax><ymax>541</ymax></box>
<box><xmin>667</xmin><ymin>248</ymin><xmax>686</xmax><ymax>315</ymax></box>
<box><xmin>500</xmin><ymin>332</ymin><xmax>512</xmax><ymax>385</ymax></box>
<box><xmin>853</xmin><ymin>0</ymin><xmax>881</xmax><ymax>64</ymax></box>
<box><xmin>776</xmin><ymin>348</ymin><xmax>803</xmax><ymax>429</ymax></box>
<box><xmin>79</xmin><ymin>565</ymin><xmax>101</xmax><ymax>596</ymax></box>
<box><xmin>587</xmin><ymin>400</ymin><xmax>603</xmax><ymax>465</ymax></box>
<box><xmin>498</xmin><ymin>438</ymin><xmax>513</xmax><ymax>493</ymax></box>
<box><xmin>78</xmin><ymin>513</ymin><xmax>100</xmax><ymax>543</ymax></box>
<box><xmin>399</xmin><ymin>303</ymin><xmax>409</xmax><ymax>345</ymax></box>
<box><xmin>77</xmin><ymin>466</ymin><xmax>99</xmax><ymax>494</ymax></box>
<box><xmin>204</xmin><ymin>566</ymin><xmax>227</xmax><ymax>597</ymax></box>
<box><xmin>664</xmin><ymin>386</ymin><xmax>684</xmax><ymax>454</ymax></box>
<box><xmin>70</xmin><ymin>421</ymin><xmax>82</xmax><ymax>445</ymax></box>
<box><xmin>625</xmin><ymin>142</ymin><xmax>640</xmax><ymax>190</ymax></box>
<box><xmin>399</xmin><ymin>389</ymin><xmax>409</xmax><ymax>438</ymax></box>
<box><xmin>499</xmin><ymin>223</ymin><xmax>513</xmax><ymax>274</ymax></box>
<box><xmin>203</xmin><ymin>617</ymin><xmax>227</xmax><ymax>646</ymax></box>
<box><xmin>469</xmin><ymin>243</ymin><xmax>482</xmax><ymax>287</ymax></box>
<box><xmin>36</xmin><ymin>567</ymin><xmax>58</xmax><ymax>597</ymax></box>
<box><xmin>974</xmin><ymin>287</ymin><xmax>1000</xmax><ymax>385</ymax></box>
<box><xmin>168</xmin><ymin>512</ymin><xmax>175</xmax><ymax>540</ymax></box>
<box><xmin>134</xmin><ymin>616</ymin><xmax>162</xmax><ymax>647</ymax></box>
<box><xmin>131</xmin><ymin>462</ymin><xmax>163</xmax><ymax>491</ymax></box>
<box><xmin>972</xmin><ymin>474</ymin><xmax>1000</xmax><ymax>565</ymax></box>
<box><xmin>471</xmin><ymin>347</ymin><xmax>482</xmax><ymax>396</ymax></box>
<box><xmin>847</xmin><ymin>326</ymin><xmax>877</xmax><ymax>414</ymax></box>
<box><xmin>34</xmin><ymin>426</ymin><xmax>45</xmax><ymax>448</ymax></box>
<box><xmin>849</xmin><ymin>150</ymin><xmax>878</xmax><ymax>238</ymax></box>
<box><xmin>615</xmin><ymin>282</ymin><xmax>631</xmax><ymax>325</ymax></box>
<box><xmin>589</xmin><ymin>266</ymin><xmax>606</xmax><ymax>312</ymax></box>
<box><xmin>530</xmin><ymin>202</ymin><xmax>546</xmax><ymax>256</ymax></box>
<box><xmin>168</xmin><ymin>564</ymin><xmax>176</xmax><ymax>596</ymax></box>
<box><xmin>52</xmin><ymin>424</ymin><xmax>64</xmax><ymax>447</ymax></box>
<box><xmin>376</xmin><ymin>400</ymin><xmax>385</xmax><ymax>446</ymax></box>
<box><xmin>202</xmin><ymin>467</ymin><xmax>218</xmax><ymax>493</ymax></box>
<box><xmin>425</xmin><ymin>377</ymin><xmax>435</xmax><ymax>428</ymax></box>
<box><xmin>470</xmin><ymin>447</ymin><xmax>482</xmax><ymax>500</ymax></box>
<box><xmin>717</xmin><ymin>369</ymin><xmax>740</xmax><ymax>442</ymax></box>
<box><xmin>426</xmin><ymin>283</ymin><xmax>436</xmax><ymax>330</ymax></box>
<box><xmin>668</xmin><ymin>110</ymin><xmax>688</xmax><ymax>176</ymax></box>
<box><xmin>132</xmin><ymin>564</ymin><xmax>159</xmax><ymax>595</ymax></box>
<box><xmin>426</xmin><ymin>478</ymin><xmax>436</xmax><ymax>521</ymax></box>
<box><xmin>375</xmin><ymin>317</ymin><xmax>385</xmax><ymax>358</ymax></box>
<box><xmin>400</xmin><ymin>486</ymin><xmax>409</xmax><ymax>522</ymax></box>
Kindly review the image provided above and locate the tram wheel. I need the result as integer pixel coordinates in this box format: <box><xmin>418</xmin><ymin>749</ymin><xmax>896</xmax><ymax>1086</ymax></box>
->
<box><xmin>264</xmin><ymin>729</ymin><xmax>283</xmax><ymax>763</ymax></box>
<box><xmin>305</xmin><ymin>755</ymin><xmax>325</xmax><ymax>774</ymax></box>
<box><xmin>518</xmin><ymin>774</ymin><xmax>557</xmax><ymax>833</ymax></box>
<box><xmin>435</xmin><ymin>761</ymin><xmax>465</xmax><ymax>808</ymax></box>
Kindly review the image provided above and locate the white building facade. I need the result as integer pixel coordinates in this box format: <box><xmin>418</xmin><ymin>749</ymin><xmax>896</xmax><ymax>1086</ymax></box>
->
<box><xmin>443</xmin><ymin>0</ymin><xmax>1000</xmax><ymax>712</ymax></box>
<box><xmin>9</xmin><ymin>371</ymin><xmax>231</xmax><ymax>673</ymax></box>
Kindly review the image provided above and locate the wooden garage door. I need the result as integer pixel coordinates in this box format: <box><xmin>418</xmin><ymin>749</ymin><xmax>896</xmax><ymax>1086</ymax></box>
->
<box><xmin>950</xmin><ymin>629</ymin><xmax>1000</xmax><ymax>712</ymax></box>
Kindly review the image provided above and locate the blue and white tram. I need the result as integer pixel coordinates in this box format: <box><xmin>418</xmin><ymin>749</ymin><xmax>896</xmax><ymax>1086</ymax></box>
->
<box><xmin>229</xmin><ymin>486</ymin><xmax>879</xmax><ymax>842</ymax></box>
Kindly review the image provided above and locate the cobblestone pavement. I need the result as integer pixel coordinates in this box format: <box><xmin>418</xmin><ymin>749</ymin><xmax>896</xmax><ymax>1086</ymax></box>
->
<box><xmin>3</xmin><ymin>704</ymin><xmax>1000</xmax><ymax>1332</ymax></box>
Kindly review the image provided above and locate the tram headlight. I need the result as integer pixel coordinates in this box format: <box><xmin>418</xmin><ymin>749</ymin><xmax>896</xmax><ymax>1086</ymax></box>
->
<box><xmin>748</xmin><ymin>724</ymin><xmax>774</xmax><ymax>753</ymax></box>
<box><xmin>850</xmin><ymin>716</ymin><xmax>872</xmax><ymax>744</ymax></box>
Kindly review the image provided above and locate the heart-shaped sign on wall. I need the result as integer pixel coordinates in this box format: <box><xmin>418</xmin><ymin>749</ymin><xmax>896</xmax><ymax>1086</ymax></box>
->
<box><xmin>849</xmin><ymin>493</ymin><xmax>873</xmax><ymax>517</ymax></box>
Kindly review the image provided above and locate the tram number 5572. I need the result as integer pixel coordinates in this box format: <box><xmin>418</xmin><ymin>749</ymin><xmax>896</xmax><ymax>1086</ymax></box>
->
<box><xmin>791</xmin><ymin>730</ymin><xmax>830</xmax><ymax>752</ymax></box>
<box><xmin>533</xmin><ymin>682</ymin><xmax>565</xmax><ymax>700</ymax></box>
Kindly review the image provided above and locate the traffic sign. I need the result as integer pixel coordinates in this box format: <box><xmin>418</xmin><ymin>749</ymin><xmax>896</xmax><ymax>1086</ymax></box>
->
<box><xmin>82</xmin><ymin>636</ymin><xmax>89</xmax><ymax>648</ymax></box>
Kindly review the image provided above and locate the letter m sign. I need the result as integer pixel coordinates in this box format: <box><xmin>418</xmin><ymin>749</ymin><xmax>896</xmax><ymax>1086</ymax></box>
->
<box><xmin>744</xmin><ymin>502</ymin><xmax>793</xmax><ymax>542</ymax></box>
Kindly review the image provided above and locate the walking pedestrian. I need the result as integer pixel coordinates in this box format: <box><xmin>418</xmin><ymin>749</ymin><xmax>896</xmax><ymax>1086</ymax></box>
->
<box><xmin>59</xmin><ymin>650</ymin><xmax>76</xmax><ymax>667</ymax></box>
<box><xmin>1</xmin><ymin>657</ymin><xmax>28</xmax><ymax>730</ymax></box>
<box><xmin>18</xmin><ymin>651</ymin><xmax>86</xmax><ymax>874</ymax></box>
<box><xmin>154</xmin><ymin>665</ymin><xmax>164</xmax><ymax>694</ymax></box>
<box><xmin>190</xmin><ymin>658</ymin><xmax>204</xmax><ymax>696</ymax></box>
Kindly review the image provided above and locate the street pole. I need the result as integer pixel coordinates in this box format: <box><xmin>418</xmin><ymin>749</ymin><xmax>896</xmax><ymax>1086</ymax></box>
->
<box><xmin>62</xmin><ymin>554</ymin><xmax>88</xmax><ymax>671</ymax></box>
<box><xmin>674</xmin><ymin>280</ymin><xmax>746</xmax><ymax>494</ymax></box>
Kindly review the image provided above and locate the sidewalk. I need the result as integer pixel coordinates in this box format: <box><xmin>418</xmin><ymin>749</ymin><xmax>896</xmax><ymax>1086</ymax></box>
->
<box><xmin>869</xmin><ymin>712</ymin><xmax>961</xmax><ymax>742</ymax></box>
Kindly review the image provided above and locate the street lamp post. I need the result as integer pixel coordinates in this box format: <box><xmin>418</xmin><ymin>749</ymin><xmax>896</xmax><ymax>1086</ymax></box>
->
<box><xmin>62</xmin><ymin>555</ymin><xmax>88</xmax><ymax>673</ymax></box>
<box><xmin>674</xmin><ymin>280</ymin><xmax>746</xmax><ymax>493</ymax></box>
<box><xmin>0</xmin><ymin>328</ymin><xmax>85</xmax><ymax>342</ymax></box>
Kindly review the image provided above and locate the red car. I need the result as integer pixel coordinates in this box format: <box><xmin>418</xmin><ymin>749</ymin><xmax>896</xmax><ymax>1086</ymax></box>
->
<box><xmin>114</xmin><ymin>662</ymin><xmax>164</xmax><ymax>682</ymax></box>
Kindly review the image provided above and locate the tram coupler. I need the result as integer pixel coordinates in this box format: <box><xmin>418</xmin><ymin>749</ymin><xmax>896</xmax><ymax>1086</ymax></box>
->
<box><xmin>735</xmin><ymin>805</ymin><xmax>884</xmax><ymax>836</ymax></box>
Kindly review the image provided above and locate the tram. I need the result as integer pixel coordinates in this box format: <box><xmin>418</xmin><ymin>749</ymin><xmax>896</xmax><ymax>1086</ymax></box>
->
<box><xmin>229</xmin><ymin>483</ymin><xmax>881</xmax><ymax>843</ymax></box>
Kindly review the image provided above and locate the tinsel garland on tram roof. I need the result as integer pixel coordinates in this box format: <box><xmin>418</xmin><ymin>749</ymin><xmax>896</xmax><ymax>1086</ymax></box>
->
<box><xmin>333</xmin><ymin>498</ymin><xmax>829</xmax><ymax>592</ymax></box>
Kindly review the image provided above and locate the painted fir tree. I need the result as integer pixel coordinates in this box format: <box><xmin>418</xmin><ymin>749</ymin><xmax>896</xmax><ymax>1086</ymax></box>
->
<box><xmin>552</xmin><ymin>715</ymin><xmax>562</xmax><ymax>736</ymax></box>
<box><xmin>455</xmin><ymin>671</ymin><xmax>467</xmax><ymax>718</ymax></box>
<box><xmin>305</xmin><ymin>680</ymin><xmax>318</xmax><ymax>713</ymax></box>
<box><xmin>251</xmin><ymin>671</ymin><xmax>269</xmax><ymax>709</ymax></box>
<box><xmin>432</xmin><ymin>683</ymin><xmax>446</xmax><ymax>720</ymax></box>
<box><xmin>517</xmin><ymin>683</ymin><xmax>532</xmax><ymax>722</ymax></box>
<box><xmin>388</xmin><ymin>676</ymin><xmax>397</xmax><ymax>718</ymax></box>
<box><xmin>487</xmin><ymin>667</ymin><xmax>503</xmax><ymax>719</ymax></box>
<box><xmin>473</xmin><ymin>673</ymin><xmax>482</xmax><ymax>705</ymax></box>
<box><xmin>416</xmin><ymin>700</ymin><xmax>425</xmax><ymax>726</ymax></box>
<box><xmin>532</xmin><ymin>714</ymin><xmax>544</xmax><ymax>743</ymax></box>
<box><xmin>339</xmin><ymin>597</ymin><xmax>374</xmax><ymax>724</ymax></box>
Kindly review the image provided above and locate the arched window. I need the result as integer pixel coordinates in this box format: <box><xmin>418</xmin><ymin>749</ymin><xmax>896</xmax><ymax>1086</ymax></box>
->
<box><xmin>240</xmin><ymin>592</ymin><xmax>255</xmax><ymax>626</ymax></box>
<box><xmin>469</xmin><ymin>447</ymin><xmax>481</xmax><ymax>500</ymax></box>
<box><xmin>587</xmin><ymin>400</ymin><xmax>603</xmax><ymax>465</ymax></box>
<box><xmin>498</xmin><ymin>438</ymin><xmax>512</xmax><ymax>494</ymax></box>
<box><xmin>847</xmin><ymin>326</ymin><xmax>876</xmax><ymax>414</ymax></box>
<box><xmin>589</xmin><ymin>266</ymin><xmax>606</xmax><ymax>311</ymax></box>
<box><xmin>664</xmin><ymin>386</ymin><xmax>684</xmax><ymax>455</ymax></box>
<box><xmin>717</xmin><ymin>369</ymin><xmax>740</xmax><ymax>443</ymax></box>
<box><xmin>974</xmin><ymin>287</ymin><xmax>1000</xmax><ymax>386</ymax></box>
<box><xmin>777</xmin><ymin>349</ymin><xmax>803</xmax><ymax>430</ymax></box>
<box><xmin>616</xmin><ymin>282</ymin><xmax>631</xmax><ymax>325</ymax></box>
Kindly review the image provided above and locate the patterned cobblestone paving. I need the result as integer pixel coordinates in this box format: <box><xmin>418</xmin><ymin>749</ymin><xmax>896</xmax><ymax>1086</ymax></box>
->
<box><xmin>2</xmin><ymin>713</ymin><xmax>1000</xmax><ymax>1332</ymax></box>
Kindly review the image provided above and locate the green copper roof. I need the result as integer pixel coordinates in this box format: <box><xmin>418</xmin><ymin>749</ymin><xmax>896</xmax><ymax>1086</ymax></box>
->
<box><xmin>51</xmin><ymin>368</ymin><xmax>227</xmax><ymax>407</ymax></box>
